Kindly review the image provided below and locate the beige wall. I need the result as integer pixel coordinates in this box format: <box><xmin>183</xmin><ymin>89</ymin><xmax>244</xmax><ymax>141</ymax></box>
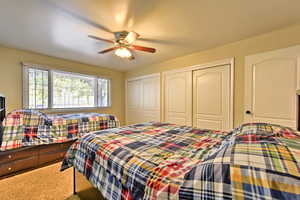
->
<box><xmin>2</xmin><ymin>23</ymin><xmax>300</xmax><ymax>128</ymax></box>
<box><xmin>0</xmin><ymin>46</ymin><xmax>125</xmax><ymax>125</ymax></box>
<box><xmin>126</xmin><ymin>23</ymin><xmax>300</xmax><ymax>127</ymax></box>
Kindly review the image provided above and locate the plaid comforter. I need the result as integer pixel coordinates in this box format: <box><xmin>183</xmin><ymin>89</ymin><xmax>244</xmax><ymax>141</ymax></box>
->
<box><xmin>0</xmin><ymin>109</ymin><xmax>119</xmax><ymax>151</ymax></box>
<box><xmin>62</xmin><ymin>122</ymin><xmax>300</xmax><ymax>199</ymax></box>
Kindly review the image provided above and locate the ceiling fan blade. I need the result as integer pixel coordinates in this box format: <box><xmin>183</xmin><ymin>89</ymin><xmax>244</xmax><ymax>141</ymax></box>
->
<box><xmin>44</xmin><ymin>1</ymin><xmax>113</xmax><ymax>33</ymax></box>
<box><xmin>89</xmin><ymin>35</ymin><xmax>114</xmax><ymax>43</ymax></box>
<box><xmin>132</xmin><ymin>45</ymin><xmax>156</xmax><ymax>53</ymax></box>
<box><xmin>98</xmin><ymin>47</ymin><xmax>118</xmax><ymax>54</ymax></box>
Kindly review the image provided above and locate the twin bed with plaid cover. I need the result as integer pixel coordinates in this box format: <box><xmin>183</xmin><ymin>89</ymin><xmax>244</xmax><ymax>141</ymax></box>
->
<box><xmin>0</xmin><ymin>109</ymin><xmax>119</xmax><ymax>151</ymax></box>
<box><xmin>61</xmin><ymin>122</ymin><xmax>300</xmax><ymax>199</ymax></box>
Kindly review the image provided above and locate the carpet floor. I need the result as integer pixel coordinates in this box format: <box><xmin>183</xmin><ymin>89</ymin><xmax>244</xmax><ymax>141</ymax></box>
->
<box><xmin>0</xmin><ymin>162</ymin><xmax>74</xmax><ymax>200</ymax></box>
<box><xmin>65</xmin><ymin>195</ymin><xmax>81</xmax><ymax>200</ymax></box>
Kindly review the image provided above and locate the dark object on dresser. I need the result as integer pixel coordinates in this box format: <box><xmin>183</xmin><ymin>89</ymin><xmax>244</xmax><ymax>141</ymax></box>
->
<box><xmin>0</xmin><ymin>94</ymin><xmax>5</xmax><ymax>146</ymax></box>
<box><xmin>0</xmin><ymin>140</ymin><xmax>74</xmax><ymax>179</ymax></box>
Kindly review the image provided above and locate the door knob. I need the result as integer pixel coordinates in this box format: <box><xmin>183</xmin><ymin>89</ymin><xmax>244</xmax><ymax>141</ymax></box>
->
<box><xmin>245</xmin><ymin>110</ymin><xmax>252</xmax><ymax>114</ymax></box>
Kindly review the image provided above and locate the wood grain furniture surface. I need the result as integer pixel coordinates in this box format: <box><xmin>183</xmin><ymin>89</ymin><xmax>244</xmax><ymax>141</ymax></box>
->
<box><xmin>0</xmin><ymin>140</ymin><xmax>74</xmax><ymax>179</ymax></box>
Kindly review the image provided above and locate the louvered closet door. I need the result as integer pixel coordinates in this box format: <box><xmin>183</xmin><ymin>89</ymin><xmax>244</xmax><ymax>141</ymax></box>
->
<box><xmin>193</xmin><ymin>65</ymin><xmax>231</xmax><ymax>131</ymax></box>
<box><xmin>126</xmin><ymin>79</ymin><xmax>143</xmax><ymax>124</ymax></box>
<box><xmin>245</xmin><ymin>46</ymin><xmax>300</xmax><ymax>129</ymax></box>
<box><xmin>142</xmin><ymin>76</ymin><xmax>160</xmax><ymax>122</ymax></box>
<box><xmin>164</xmin><ymin>71</ymin><xmax>192</xmax><ymax>126</ymax></box>
<box><xmin>126</xmin><ymin>74</ymin><xmax>160</xmax><ymax>125</ymax></box>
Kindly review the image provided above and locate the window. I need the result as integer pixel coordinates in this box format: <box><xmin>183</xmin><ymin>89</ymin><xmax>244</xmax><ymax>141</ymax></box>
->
<box><xmin>27</xmin><ymin>68</ymin><xmax>49</xmax><ymax>109</ymax></box>
<box><xmin>52</xmin><ymin>71</ymin><xmax>96</xmax><ymax>108</ymax></box>
<box><xmin>23</xmin><ymin>64</ymin><xmax>111</xmax><ymax>109</ymax></box>
<box><xmin>98</xmin><ymin>78</ymin><xmax>110</xmax><ymax>107</ymax></box>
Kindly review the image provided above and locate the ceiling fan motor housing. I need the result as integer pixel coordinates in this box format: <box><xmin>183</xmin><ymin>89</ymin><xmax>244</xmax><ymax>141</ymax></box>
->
<box><xmin>114</xmin><ymin>31</ymin><xmax>129</xmax><ymax>44</ymax></box>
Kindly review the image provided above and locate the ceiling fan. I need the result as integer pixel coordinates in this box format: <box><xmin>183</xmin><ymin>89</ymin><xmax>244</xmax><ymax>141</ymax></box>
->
<box><xmin>88</xmin><ymin>31</ymin><xmax>156</xmax><ymax>60</ymax></box>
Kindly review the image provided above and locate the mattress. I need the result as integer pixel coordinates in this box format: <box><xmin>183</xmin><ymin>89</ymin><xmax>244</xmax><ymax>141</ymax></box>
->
<box><xmin>61</xmin><ymin>122</ymin><xmax>300</xmax><ymax>199</ymax></box>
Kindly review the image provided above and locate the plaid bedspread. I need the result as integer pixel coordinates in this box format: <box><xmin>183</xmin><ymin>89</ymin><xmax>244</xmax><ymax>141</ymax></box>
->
<box><xmin>0</xmin><ymin>109</ymin><xmax>119</xmax><ymax>151</ymax></box>
<box><xmin>62</xmin><ymin>122</ymin><xmax>300</xmax><ymax>199</ymax></box>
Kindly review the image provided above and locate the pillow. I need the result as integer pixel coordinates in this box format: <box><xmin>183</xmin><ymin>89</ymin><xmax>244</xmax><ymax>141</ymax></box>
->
<box><xmin>12</xmin><ymin>109</ymin><xmax>49</xmax><ymax>126</ymax></box>
<box><xmin>233</xmin><ymin>122</ymin><xmax>298</xmax><ymax>138</ymax></box>
<box><xmin>0</xmin><ymin>109</ymin><xmax>49</xmax><ymax>150</ymax></box>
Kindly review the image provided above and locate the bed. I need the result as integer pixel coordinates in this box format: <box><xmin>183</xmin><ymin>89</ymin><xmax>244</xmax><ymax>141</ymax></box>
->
<box><xmin>61</xmin><ymin>122</ymin><xmax>300</xmax><ymax>200</ymax></box>
<box><xmin>0</xmin><ymin>109</ymin><xmax>120</xmax><ymax>178</ymax></box>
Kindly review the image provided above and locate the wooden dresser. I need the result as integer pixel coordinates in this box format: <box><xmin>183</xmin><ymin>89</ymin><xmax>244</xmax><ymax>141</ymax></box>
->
<box><xmin>0</xmin><ymin>140</ymin><xmax>74</xmax><ymax>179</ymax></box>
<box><xmin>0</xmin><ymin>95</ymin><xmax>75</xmax><ymax>179</ymax></box>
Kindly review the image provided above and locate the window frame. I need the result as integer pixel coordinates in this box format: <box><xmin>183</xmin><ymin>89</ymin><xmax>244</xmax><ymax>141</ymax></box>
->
<box><xmin>22</xmin><ymin>63</ymin><xmax>112</xmax><ymax>111</ymax></box>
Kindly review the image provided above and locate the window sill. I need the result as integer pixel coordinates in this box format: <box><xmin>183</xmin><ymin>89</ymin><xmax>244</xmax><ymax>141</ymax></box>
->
<box><xmin>26</xmin><ymin>106</ymin><xmax>112</xmax><ymax>113</ymax></box>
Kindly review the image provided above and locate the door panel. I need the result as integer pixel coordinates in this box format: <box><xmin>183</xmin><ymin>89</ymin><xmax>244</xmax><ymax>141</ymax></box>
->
<box><xmin>193</xmin><ymin>65</ymin><xmax>231</xmax><ymax>131</ymax></box>
<box><xmin>142</xmin><ymin>76</ymin><xmax>160</xmax><ymax>122</ymax></box>
<box><xmin>126</xmin><ymin>75</ymin><xmax>160</xmax><ymax>125</ymax></box>
<box><xmin>126</xmin><ymin>80</ymin><xmax>143</xmax><ymax>124</ymax></box>
<box><xmin>127</xmin><ymin>80</ymin><xmax>142</xmax><ymax>110</ymax></box>
<box><xmin>195</xmin><ymin>119</ymin><xmax>222</xmax><ymax>130</ymax></box>
<box><xmin>164</xmin><ymin>72</ymin><xmax>192</xmax><ymax>126</ymax></box>
<box><xmin>245</xmin><ymin>46</ymin><xmax>300</xmax><ymax>129</ymax></box>
<box><xmin>196</xmin><ymin>72</ymin><xmax>222</xmax><ymax>115</ymax></box>
<box><xmin>254</xmin><ymin>59</ymin><xmax>295</xmax><ymax>119</ymax></box>
<box><xmin>143</xmin><ymin>77</ymin><xmax>160</xmax><ymax>111</ymax></box>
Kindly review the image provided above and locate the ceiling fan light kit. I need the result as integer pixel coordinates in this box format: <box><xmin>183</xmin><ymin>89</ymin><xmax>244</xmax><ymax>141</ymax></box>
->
<box><xmin>124</xmin><ymin>31</ymin><xmax>139</xmax><ymax>44</ymax></box>
<box><xmin>115</xmin><ymin>47</ymin><xmax>132</xmax><ymax>58</ymax></box>
<box><xmin>89</xmin><ymin>31</ymin><xmax>156</xmax><ymax>60</ymax></box>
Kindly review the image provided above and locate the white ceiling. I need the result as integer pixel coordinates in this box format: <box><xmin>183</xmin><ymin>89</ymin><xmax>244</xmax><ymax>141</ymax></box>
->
<box><xmin>1</xmin><ymin>0</ymin><xmax>300</xmax><ymax>71</ymax></box>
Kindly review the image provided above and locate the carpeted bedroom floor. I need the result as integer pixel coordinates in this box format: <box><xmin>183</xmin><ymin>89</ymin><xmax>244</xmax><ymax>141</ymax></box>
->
<box><xmin>0</xmin><ymin>162</ymin><xmax>77</xmax><ymax>200</ymax></box>
<box><xmin>65</xmin><ymin>195</ymin><xmax>81</xmax><ymax>200</ymax></box>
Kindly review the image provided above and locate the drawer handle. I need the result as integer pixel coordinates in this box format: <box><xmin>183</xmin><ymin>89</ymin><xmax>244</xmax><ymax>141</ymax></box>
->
<box><xmin>8</xmin><ymin>155</ymin><xmax>12</xmax><ymax>159</ymax></box>
<box><xmin>8</xmin><ymin>167</ymin><xmax>12</xmax><ymax>171</ymax></box>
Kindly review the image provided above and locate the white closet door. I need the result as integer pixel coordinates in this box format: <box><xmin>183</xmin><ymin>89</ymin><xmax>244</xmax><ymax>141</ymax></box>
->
<box><xmin>164</xmin><ymin>71</ymin><xmax>192</xmax><ymax>126</ymax></box>
<box><xmin>245</xmin><ymin>46</ymin><xmax>300</xmax><ymax>129</ymax></box>
<box><xmin>126</xmin><ymin>74</ymin><xmax>160</xmax><ymax>125</ymax></box>
<box><xmin>193</xmin><ymin>65</ymin><xmax>231</xmax><ymax>131</ymax></box>
<box><xmin>126</xmin><ymin>79</ymin><xmax>143</xmax><ymax>124</ymax></box>
<box><xmin>142</xmin><ymin>76</ymin><xmax>160</xmax><ymax>122</ymax></box>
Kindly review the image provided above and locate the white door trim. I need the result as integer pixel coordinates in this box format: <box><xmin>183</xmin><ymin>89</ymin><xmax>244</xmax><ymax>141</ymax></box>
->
<box><xmin>163</xmin><ymin>58</ymin><xmax>234</xmax><ymax>75</ymax></box>
<box><xmin>126</xmin><ymin>73</ymin><xmax>161</xmax><ymax>81</ymax></box>
<box><xmin>162</xmin><ymin>58</ymin><xmax>235</xmax><ymax>129</ymax></box>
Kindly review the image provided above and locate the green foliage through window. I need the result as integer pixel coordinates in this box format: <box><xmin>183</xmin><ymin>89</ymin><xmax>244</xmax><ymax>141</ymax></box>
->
<box><xmin>25</xmin><ymin>67</ymin><xmax>111</xmax><ymax>109</ymax></box>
